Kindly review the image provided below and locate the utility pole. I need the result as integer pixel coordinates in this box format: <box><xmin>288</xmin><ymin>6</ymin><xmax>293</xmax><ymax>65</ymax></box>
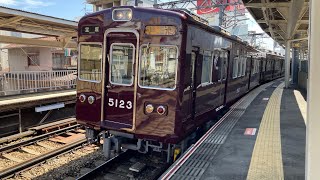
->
<box><xmin>135</xmin><ymin>0</ymin><xmax>138</xmax><ymax>6</ymax></box>
<box><xmin>218</xmin><ymin>5</ymin><xmax>225</xmax><ymax>26</ymax></box>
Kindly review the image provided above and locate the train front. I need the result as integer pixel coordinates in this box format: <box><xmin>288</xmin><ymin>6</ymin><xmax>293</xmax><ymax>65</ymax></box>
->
<box><xmin>76</xmin><ymin>6</ymin><xmax>185</xmax><ymax>156</ymax></box>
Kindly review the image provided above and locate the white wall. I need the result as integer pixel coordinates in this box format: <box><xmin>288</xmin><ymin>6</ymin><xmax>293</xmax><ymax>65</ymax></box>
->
<box><xmin>8</xmin><ymin>47</ymin><xmax>53</xmax><ymax>71</ymax></box>
<box><xmin>0</xmin><ymin>30</ymin><xmax>10</xmax><ymax>72</ymax></box>
<box><xmin>8</xmin><ymin>49</ymin><xmax>27</xmax><ymax>71</ymax></box>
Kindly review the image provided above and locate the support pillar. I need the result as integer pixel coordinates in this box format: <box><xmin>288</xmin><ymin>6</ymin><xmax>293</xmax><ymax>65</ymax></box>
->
<box><xmin>285</xmin><ymin>40</ymin><xmax>291</xmax><ymax>88</ymax></box>
<box><xmin>292</xmin><ymin>46</ymin><xmax>299</xmax><ymax>85</ymax></box>
<box><xmin>93</xmin><ymin>5</ymin><xmax>97</xmax><ymax>12</ymax></box>
<box><xmin>306</xmin><ymin>0</ymin><xmax>320</xmax><ymax>179</ymax></box>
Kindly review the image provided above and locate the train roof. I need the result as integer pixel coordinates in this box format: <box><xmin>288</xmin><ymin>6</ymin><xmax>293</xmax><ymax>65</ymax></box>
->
<box><xmin>79</xmin><ymin>6</ymin><xmax>258</xmax><ymax>51</ymax></box>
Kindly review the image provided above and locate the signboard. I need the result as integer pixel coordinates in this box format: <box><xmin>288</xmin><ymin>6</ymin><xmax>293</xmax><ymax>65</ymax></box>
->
<box><xmin>81</xmin><ymin>25</ymin><xmax>100</xmax><ymax>34</ymax></box>
<box><xmin>197</xmin><ymin>0</ymin><xmax>246</xmax><ymax>15</ymax></box>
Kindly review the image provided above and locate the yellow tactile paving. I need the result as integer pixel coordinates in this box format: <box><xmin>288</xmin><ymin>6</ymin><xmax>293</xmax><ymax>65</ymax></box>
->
<box><xmin>247</xmin><ymin>83</ymin><xmax>284</xmax><ymax>180</ymax></box>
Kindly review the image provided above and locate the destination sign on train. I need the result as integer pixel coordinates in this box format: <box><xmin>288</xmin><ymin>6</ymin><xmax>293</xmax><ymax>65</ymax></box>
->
<box><xmin>145</xmin><ymin>26</ymin><xmax>177</xmax><ymax>35</ymax></box>
<box><xmin>82</xmin><ymin>26</ymin><xmax>100</xmax><ymax>34</ymax></box>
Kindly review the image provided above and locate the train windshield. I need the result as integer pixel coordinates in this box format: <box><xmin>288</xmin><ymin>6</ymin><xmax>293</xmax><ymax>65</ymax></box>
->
<box><xmin>139</xmin><ymin>45</ymin><xmax>178</xmax><ymax>90</ymax></box>
<box><xmin>79</xmin><ymin>43</ymin><xmax>102</xmax><ymax>82</ymax></box>
<box><xmin>110</xmin><ymin>43</ymin><xmax>134</xmax><ymax>85</ymax></box>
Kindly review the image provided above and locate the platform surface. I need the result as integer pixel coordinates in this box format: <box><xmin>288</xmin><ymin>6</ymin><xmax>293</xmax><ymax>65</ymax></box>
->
<box><xmin>160</xmin><ymin>80</ymin><xmax>306</xmax><ymax>180</ymax></box>
<box><xmin>0</xmin><ymin>90</ymin><xmax>76</xmax><ymax>112</ymax></box>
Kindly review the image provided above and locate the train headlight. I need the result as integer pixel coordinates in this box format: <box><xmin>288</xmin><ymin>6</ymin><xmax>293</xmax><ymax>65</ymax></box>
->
<box><xmin>79</xmin><ymin>94</ymin><xmax>86</xmax><ymax>103</ymax></box>
<box><xmin>157</xmin><ymin>106</ymin><xmax>166</xmax><ymax>115</ymax></box>
<box><xmin>145</xmin><ymin>104</ymin><xmax>154</xmax><ymax>114</ymax></box>
<box><xmin>113</xmin><ymin>9</ymin><xmax>132</xmax><ymax>21</ymax></box>
<box><xmin>88</xmin><ymin>96</ymin><xmax>95</xmax><ymax>104</ymax></box>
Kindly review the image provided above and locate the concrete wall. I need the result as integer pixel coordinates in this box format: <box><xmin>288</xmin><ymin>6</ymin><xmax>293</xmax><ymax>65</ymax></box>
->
<box><xmin>8</xmin><ymin>47</ymin><xmax>53</xmax><ymax>71</ymax></box>
<box><xmin>8</xmin><ymin>49</ymin><xmax>28</xmax><ymax>71</ymax></box>
<box><xmin>0</xmin><ymin>31</ymin><xmax>10</xmax><ymax>72</ymax></box>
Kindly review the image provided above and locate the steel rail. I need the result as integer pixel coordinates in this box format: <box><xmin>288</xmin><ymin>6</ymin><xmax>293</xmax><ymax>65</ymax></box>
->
<box><xmin>0</xmin><ymin>138</ymin><xmax>87</xmax><ymax>179</ymax></box>
<box><xmin>0</xmin><ymin>124</ymin><xmax>81</xmax><ymax>153</ymax></box>
<box><xmin>76</xmin><ymin>150</ymin><xmax>130</xmax><ymax>180</ymax></box>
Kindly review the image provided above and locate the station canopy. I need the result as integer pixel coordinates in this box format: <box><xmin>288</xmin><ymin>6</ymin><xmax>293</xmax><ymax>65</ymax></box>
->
<box><xmin>0</xmin><ymin>6</ymin><xmax>78</xmax><ymax>48</ymax></box>
<box><xmin>242</xmin><ymin>0</ymin><xmax>309</xmax><ymax>48</ymax></box>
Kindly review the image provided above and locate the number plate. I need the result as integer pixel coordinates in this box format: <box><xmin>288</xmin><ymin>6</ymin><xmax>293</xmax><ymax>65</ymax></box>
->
<box><xmin>108</xmin><ymin>98</ymin><xmax>132</xmax><ymax>109</ymax></box>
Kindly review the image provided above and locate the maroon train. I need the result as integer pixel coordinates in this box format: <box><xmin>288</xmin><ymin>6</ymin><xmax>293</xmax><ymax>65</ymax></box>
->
<box><xmin>76</xmin><ymin>6</ymin><xmax>284</xmax><ymax>160</ymax></box>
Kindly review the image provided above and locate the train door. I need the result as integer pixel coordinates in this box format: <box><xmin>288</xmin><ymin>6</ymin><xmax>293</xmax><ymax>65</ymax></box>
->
<box><xmin>190</xmin><ymin>50</ymin><xmax>198</xmax><ymax>120</ymax></box>
<box><xmin>103</xmin><ymin>29</ymin><xmax>139</xmax><ymax>130</ymax></box>
<box><xmin>218</xmin><ymin>49</ymin><xmax>229</xmax><ymax>105</ymax></box>
<box><xmin>248</xmin><ymin>56</ymin><xmax>253</xmax><ymax>90</ymax></box>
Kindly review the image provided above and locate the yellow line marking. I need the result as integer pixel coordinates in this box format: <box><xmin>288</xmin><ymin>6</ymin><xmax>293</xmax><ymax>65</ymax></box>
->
<box><xmin>247</xmin><ymin>83</ymin><xmax>284</xmax><ymax>180</ymax></box>
<box><xmin>293</xmin><ymin>90</ymin><xmax>307</xmax><ymax>124</ymax></box>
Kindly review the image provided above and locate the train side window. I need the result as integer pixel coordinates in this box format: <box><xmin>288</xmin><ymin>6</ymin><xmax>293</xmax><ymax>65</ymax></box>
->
<box><xmin>233</xmin><ymin>56</ymin><xmax>239</xmax><ymax>79</ymax></box>
<box><xmin>79</xmin><ymin>43</ymin><xmax>102</xmax><ymax>82</ymax></box>
<box><xmin>201</xmin><ymin>50</ymin><xmax>213</xmax><ymax>84</ymax></box>
<box><xmin>242</xmin><ymin>57</ymin><xmax>247</xmax><ymax>76</ymax></box>
<box><xmin>110</xmin><ymin>43</ymin><xmax>134</xmax><ymax>85</ymax></box>
<box><xmin>139</xmin><ymin>45</ymin><xmax>178</xmax><ymax>90</ymax></box>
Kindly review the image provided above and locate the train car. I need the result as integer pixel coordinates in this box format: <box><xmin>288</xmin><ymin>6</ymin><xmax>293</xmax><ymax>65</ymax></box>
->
<box><xmin>259</xmin><ymin>52</ymin><xmax>284</xmax><ymax>83</ymax></box>
<box><xmin>248</xmin><ymin>52</ymin><xmax>263</xmax><ymax>90</ymax></box>
<box><xmin>76</xmin><ymin>6</ymin><xmax>282</xmax><ymax>161</ymax></box>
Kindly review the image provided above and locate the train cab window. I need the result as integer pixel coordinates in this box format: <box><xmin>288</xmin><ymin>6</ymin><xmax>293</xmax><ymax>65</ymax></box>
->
<box><xmin>110</xmin><ymin>43</ymin><xmax>134</xmax><ymax>85</ymax></box>
<box><xmin>139</xmin><ymin>45</ymin><xmax>178</xmax><ymax>90</ymax></box>
<box><xmin>201</xmin><ymin>51</ymin><xmax>213</xmax><ymax>84</ymax></box>
<box><xmin>79</xmin><ymin>43</ymin><xmax>102</xmax><ymax>82</ymax></box>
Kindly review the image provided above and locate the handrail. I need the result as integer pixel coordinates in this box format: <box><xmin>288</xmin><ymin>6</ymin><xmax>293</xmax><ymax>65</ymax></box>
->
<box><xmin>0</xmin><ymin>70</ymin><xmax>77</xmax><ymax>96</ymax></box>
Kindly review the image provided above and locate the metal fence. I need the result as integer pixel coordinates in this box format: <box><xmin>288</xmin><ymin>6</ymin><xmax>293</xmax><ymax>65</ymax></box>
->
<box><xmin>0</xmin><ymin>70</ymin><xmax>77</xmax><ymax>96</ymax></box>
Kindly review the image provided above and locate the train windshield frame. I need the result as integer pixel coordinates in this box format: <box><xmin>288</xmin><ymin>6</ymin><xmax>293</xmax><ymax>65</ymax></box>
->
<box><xmin>138</xmin><ymin>44</ymin><xmax>178</xmax><ymax>90</ymax></box>
<box><xmin>109</xmin><ymin>43</ymin><xmax>135</xmax><ymax>86</ymax></box>
<box><xmin>78</xmin><ymin>43</ymin><xmax>103</xmax><ymax>82</ymax></box>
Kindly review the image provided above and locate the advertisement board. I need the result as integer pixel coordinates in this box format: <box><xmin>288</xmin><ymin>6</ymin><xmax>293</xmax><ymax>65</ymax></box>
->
<box><xmin>197</xmin><ymin>0</ymin><xmax>245</xmax><ymax>15</ymax></box>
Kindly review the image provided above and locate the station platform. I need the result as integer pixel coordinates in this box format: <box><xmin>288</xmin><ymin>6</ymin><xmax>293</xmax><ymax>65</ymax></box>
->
<box><xmin>0</xmin><ymin>90</ymin><xmax>76</xmax><ymax>113</ymax></box>
<box><xmin>160</xmin><ymin>79</ymin><xmax>306</xmax><ymax>180</ymax></box>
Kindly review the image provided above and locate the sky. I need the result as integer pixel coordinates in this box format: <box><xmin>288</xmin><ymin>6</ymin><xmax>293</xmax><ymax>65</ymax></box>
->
<box><xmin>0</xmin><ymin>0</ymin><xmax>282</xmax><ymax>52</ymax></box>
<box><xmin>0</xmin><ymin>0</ymin><xmax>93</xmax><ymax>21</ymax></box>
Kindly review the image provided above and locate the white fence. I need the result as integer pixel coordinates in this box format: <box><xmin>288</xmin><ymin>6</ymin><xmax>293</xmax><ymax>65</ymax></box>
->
<box><xmin>0</xmin><ymin>70</ymin><xmax>77</xmax><ymax>96</ymax></box>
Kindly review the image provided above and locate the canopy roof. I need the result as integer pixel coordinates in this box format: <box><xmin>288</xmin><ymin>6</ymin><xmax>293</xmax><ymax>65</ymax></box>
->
<box><xmin>0</xmin><ymin>6</ymin><xmax>77</xmax><ymax>48</ymax></box>
<box><xmin>243</xmin><ymin>0</ymin><xmax>309</xmax><ymax>47</ymax></box>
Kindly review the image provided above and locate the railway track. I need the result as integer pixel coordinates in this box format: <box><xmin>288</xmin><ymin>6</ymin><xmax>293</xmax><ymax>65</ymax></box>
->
<box><xmin>0</xmin><ymin>117</ymin><xmax>78</xmax><ymax>146</ymax></box>
<box><xmin>77</xmin><ymin>150</ymin><xmax>169</xmax><ymax>180</ymax></box>
<box><xmin>0</xmin><ymin>123</ymin><xmax>86</xmax><ymax>179</ymax></box>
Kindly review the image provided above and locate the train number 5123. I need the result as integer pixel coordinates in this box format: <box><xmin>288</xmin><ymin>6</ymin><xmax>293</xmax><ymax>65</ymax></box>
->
<box><xmin>108</xmin><ymin>98</ymin><xmax>132</xmax><ymax>109</ymax></box>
